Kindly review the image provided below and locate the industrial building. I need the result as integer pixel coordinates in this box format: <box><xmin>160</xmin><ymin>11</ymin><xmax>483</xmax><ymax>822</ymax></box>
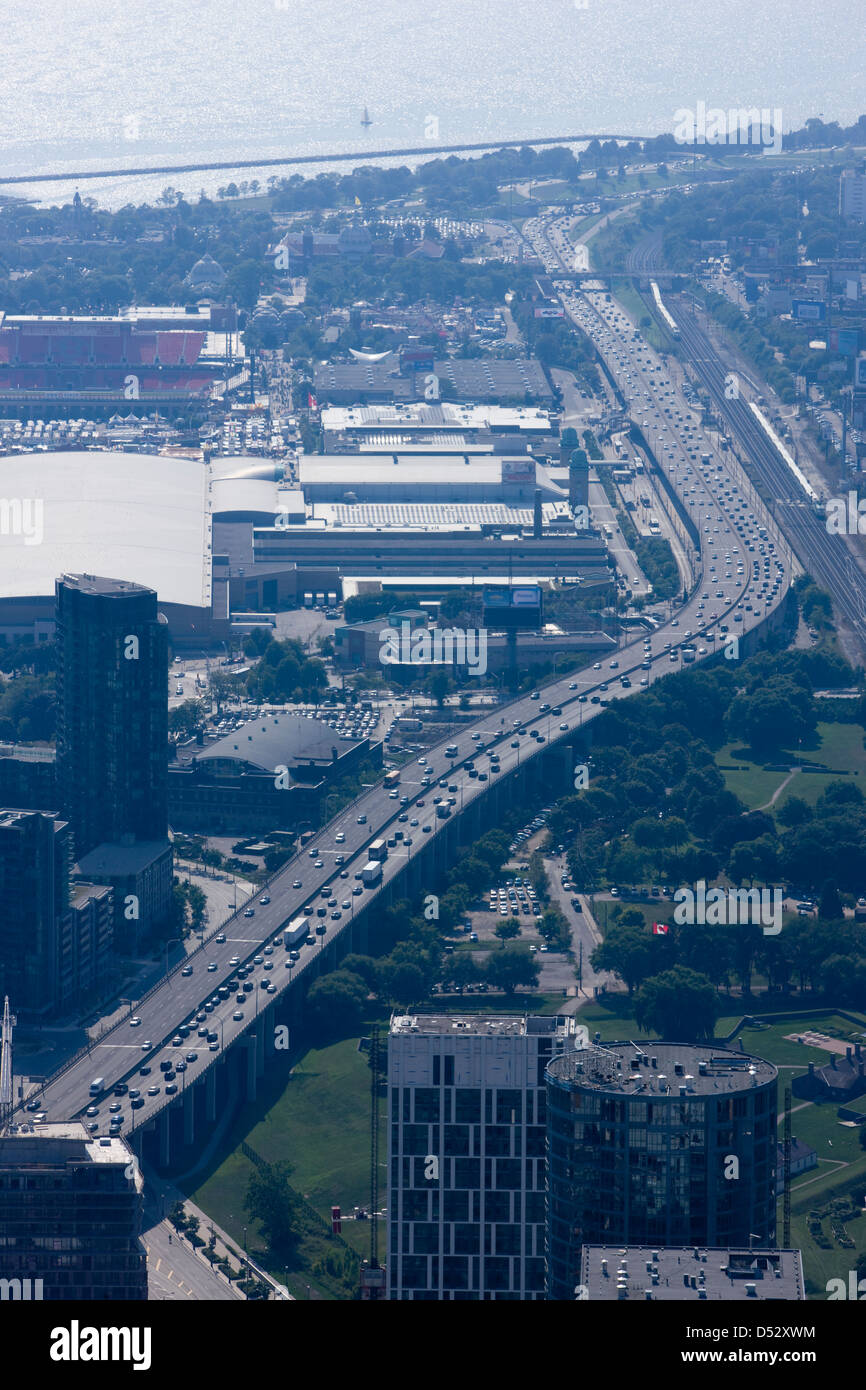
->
<box><xmin>168</xmin><ymin>712</ymin><xmax>380</xmax><ymax>834</ymax></box>
<box><xmin>387</xmin><ymin>1013</ymin><xmax>578</xmax><ymax>1300</ymax></box>
<box><xmin>0</xmin><ymin>1123</ymin><xmax>147</xmax><ymax>1300</ymax></box>
<box><xmin>580</xmin><ymin>1245</ymin><xmax>805</xmax><ymax>1302</ymax></box>
<box><xmin>335</xmin><ymin>618</ymin><xmax>614</xmax><ymax>673</ymax></box>
<box><xmin>297</xmin><ymin>453</ymin><xmax>564</xmax><ymax>503</ymax></box>
<box><xmin>313</xmin><ymin>357</ymin><xmax>554</xmax><ymax>405</ymax></box>
<box><xmin>545</xmin><ymin>1042</ymin><xmax>779</xmax><ymax>1300</ymax></box>
<box><xmin>321</xmin><ymin>402</ymin><xmax>554</xmax><ymax>451</ymax></box>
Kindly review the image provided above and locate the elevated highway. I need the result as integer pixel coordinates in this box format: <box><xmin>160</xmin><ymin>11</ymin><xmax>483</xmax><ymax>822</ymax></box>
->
<box><xmin>16</xmin><ymin>255</ymin><xmax>792</xmax><ymax>1169</ymax></box>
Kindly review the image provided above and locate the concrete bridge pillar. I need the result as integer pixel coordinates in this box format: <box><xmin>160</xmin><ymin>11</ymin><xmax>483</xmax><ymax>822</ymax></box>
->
<box><xmin>263</xmin><ymin>1008</ymin><xmax>276</xmax><ymax>1059</ymax></box>
<box><xmin>159</xmin><ymin>1108</ymin><xmax>171</xmax><ymax>1167</ymax></box>
<box><xmin>245</xmin><ymin>1036</ymin><xmax>257</xmax><ymax>1103</ymax></box>
<box><xmin>205</xmin><ymin>1065</ymin><xmax>217</xmax><ymax>1123</ymax></box>
<box><xmin>183</xmin><ymin>1084</ymin><xmax>195</xmax><ymax>1147</ymax></box>
<box><xmin>255</xmin><ymin>1014</ymin><xmax>266</xmax><ymax>1076</ymax></box>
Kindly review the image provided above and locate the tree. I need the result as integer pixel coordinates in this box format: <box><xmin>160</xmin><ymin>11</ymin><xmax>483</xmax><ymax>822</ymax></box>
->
<box><xmin>591</xmin><ymin>920</ymin><xmax>654</xmax><ymax>995</ymax></box>
<box><xmin>494</xmin><ymin>917</ymin><xmax>521</xmax><ymax>947</ymax></box>
<box><xmin>244</xmin><ymin>1159</ymin><xmax>301</xmax><ymax>1254</ymax></box>
<box><xmin>634</xmin><ymin>967</ymin><xmax>719</xmax><ymax>1042</ymax></box>
<box><xmin>307</xmin><ymin>970</ymin><xmax>368</xmax><ymax>1033</ymax></box>
<box><xmin>818</xmin><ymin>879</ymin><xmax>843</xmax><ymax>921</ymax></box>
<box><xmin>486</xmin><ymin>946</ymin><xmax>539</xmax><ymax>995</ymax></box>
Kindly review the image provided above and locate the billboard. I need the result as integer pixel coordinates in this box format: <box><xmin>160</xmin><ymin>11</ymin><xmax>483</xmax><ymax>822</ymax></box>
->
<box><xmin>792</xmin><ymin>299</ymin><xmax>826</xmax><ymax>322</ymax></box>
<box><xmin>534</xmin><ymin>307</ymin><xmax>565</xmax><ymax>319</ymax></box>
<box><xmin>482</xmin><ymin>585</ymin><xmax>543</xmax><ymax>629</ymax></box>
<box><xmin>829</xmin><ymin>327</ymin><xmax>860</xmax><ymax>357</ymax></box>
<box><xmin>501</xmin><ymin>457</ymin><xmax>536</xmax><ymax>485</ymax></box>
<box><xmin>856</xmin><ymin>355</ymin><xmax>866</xmax><ymax>389</ymax></box>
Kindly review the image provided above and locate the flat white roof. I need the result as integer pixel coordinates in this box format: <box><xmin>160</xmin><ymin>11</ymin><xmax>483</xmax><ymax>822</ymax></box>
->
<box><xmin>321</xmin><ymin>403</ymin><xmax>551</xmax><ymax>432</ymax></box>
<box><xmin>0</xmin><ymin>451</ymin><xmax>211</xmax><ymax>608</ymax></box>
<box><xmin>299</xmin><ymin>455</ymin><xmax>506</xmax><ymax>485</ymax></box>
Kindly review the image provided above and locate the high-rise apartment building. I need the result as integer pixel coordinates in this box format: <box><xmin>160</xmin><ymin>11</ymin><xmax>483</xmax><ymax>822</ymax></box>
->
<box><xmin>546</xmin><ymin>1042</ymin><xmax>778</xmax><ymax>1299</ymax></box>
<box><xmin>0</xmin><ymin>809</ymin><xmax>114</xmax><ymax>1014</ymax></box>
<box><xmin>56</xmin><ymin>574</ymin><xmax>168</xmax><ymax>855</ymax></box>
<box><xmin>0</xmin><ymin>1122</ymin><xmax>147</xmax><ymax>1299</ymax></box>
<box><xmin>839</xmin><ymin>170</ymin><xmax>866</xmax><ymax>224</ymax></box>
<box><xmin>387</xmin><ymin>1012</ymin><xmax>577</xmax><ymax>1300</ymax></box>
<box><xmin>55</xmin><ymin>574</ymin><xmax>170</xmax><ymax>947</ymax></box>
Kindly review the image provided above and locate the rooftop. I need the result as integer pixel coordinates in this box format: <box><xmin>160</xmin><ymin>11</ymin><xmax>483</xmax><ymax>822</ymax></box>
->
<box><xmin>580</xmin><ymin>1246</ymin><xmax>805</xmax><ymax>1302</ymax></box>
<box><xmin>187</xmin><ymin>713</ymin><xmax>367</xmax><ymax>774</ymax></box>
<box><xmin>547</xmin><ymin>1042</ymin><xmax>778</xmax><ymax>1096</ymax></box>
<box><xmin>391</xmin><ymin>1013</ymin><xmax>577</xmax><ymax>1039</ymax></box>
<box><xmin>77</xmin><ymin>838</ymin><xmax>172</xmax><ymax>877</ymax></box>
<box><xmin>0</xmin><ymin>451</ymin><xmax>212</xmax><ymax>610</ymax></box>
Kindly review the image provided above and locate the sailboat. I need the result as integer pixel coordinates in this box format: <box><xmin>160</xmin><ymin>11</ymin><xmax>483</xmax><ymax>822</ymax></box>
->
<box><xmin>361</xmin><ymin>107</ymin><xmax>372</xmax><ymax>128</ymax></box>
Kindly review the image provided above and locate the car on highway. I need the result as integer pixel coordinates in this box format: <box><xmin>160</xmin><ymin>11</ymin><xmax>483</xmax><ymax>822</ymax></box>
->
<box><xmin>233</xmin><ymin>1010</ymin><xmax>244</xmax><ymax>1021</ymax></box>
<box><xmin>259</xmin><ymin>896</ymin><xmax>270</xmax><ymax>906</ymax></box>
<box><xmin>292</xmin><ymin>878</ymin><xmax>303</xmax><ymax>888</ymax></box>
<box><xmin>244</xmin><ymin>907</ymin><xmax>255</xmax><ymax>918</ymax></box>
<box><xmin>129</xmin><ymin>1016</ymin><xmax>141</xmax><ymax>1027</ymax></box>
<box><xmin>181</xmin><ymin>964</ymin><xmax>193</xmax><ymax>977</ymax></box>
<box><xmin>207</xmin><ymin>962</ymin><xmax>218</xmax><ymax>971</ymax></box>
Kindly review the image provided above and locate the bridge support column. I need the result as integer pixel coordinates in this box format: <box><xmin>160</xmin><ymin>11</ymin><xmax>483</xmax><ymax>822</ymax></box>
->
<box><xmin>159</xmin><ymin>1108</ymin><xmax>171</xmax><ymax>1167</ymax></box>
<box><xmin>205</xmin><ymin>1065</ymin><xmax>217</xmax><ymax>1123</ymax></box>
<box><xmin>245</xmin><ymin>1037</ymin><xmax>257</xmax><ymax>1103</ymax></box>
<box><xmin>183</xmin><ymin>1085</ymin><xmax>195</xmax><ymax>1147</ymax></box>
<box><xmin>255</xmin><ymin>1014</ymin><xmax>265</xmax><ymax>1076</ymax></box>
<box><xmin>264</xmin><ymin>1009</ymin><xmax>276</xmax><ymax>1060</ymax></box>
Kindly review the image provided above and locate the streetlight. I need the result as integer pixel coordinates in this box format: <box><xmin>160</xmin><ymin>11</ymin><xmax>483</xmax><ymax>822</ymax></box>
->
<box><xmin>164</xmin><ymin>937</ymin><xmax>183</xmax><ymax>979</ymax></box>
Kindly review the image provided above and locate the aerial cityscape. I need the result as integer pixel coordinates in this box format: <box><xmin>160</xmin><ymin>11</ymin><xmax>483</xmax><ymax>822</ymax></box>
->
<box><xmin>0</xmin><ymin>0</ymin><xmax>863</xmax><ymax>1355</ymax></box>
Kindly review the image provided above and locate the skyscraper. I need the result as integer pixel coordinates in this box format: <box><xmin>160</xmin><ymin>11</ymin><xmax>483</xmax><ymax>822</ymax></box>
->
<box><xmin>56</xmin><ymin>574</ymin><xmax>168</xmax><ymax>855</ymax></box>
<box><xmin>387</xmin><ymin>1012</ymin><xmax>578</xmax><ymax>1300</ymax></box>
<box><xmin>546</xmin><ymin>1042</ymin><xmax>778</xmax><ymax>1299</ymax></box>
<box><xmin>56</xmin><ymin>575</ymin><xmax>171</xmax><ymax>948</ymax></box>
<box><xmin>0</xmin><ymin>809</ymin><xmax>71</xmax><ymax>1013</ymax></box>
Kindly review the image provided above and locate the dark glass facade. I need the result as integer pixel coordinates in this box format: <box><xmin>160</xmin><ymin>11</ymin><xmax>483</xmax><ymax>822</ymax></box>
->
<box><xmin>546</xmin><ymin>1044</ymin><xmax>778</xmax><ymax>1300</ymax></box>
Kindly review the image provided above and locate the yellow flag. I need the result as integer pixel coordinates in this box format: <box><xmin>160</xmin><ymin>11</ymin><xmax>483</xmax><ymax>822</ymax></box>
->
<box><xmin>355</xmin><ymin>195</ymin><xmax>361</xmax><ymax>206</ymax></box>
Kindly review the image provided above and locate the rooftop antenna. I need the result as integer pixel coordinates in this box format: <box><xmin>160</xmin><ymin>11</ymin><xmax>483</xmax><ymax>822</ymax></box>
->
<box><xmin>0</xmin><ymin>996</ymin><xmax>16</xmax><ymax>1133</ymax></box>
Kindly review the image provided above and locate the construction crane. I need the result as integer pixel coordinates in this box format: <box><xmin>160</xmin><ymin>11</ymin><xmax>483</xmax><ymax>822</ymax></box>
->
<box><xmin>0</xmin><ymin>996</ymin><xmax>16</xmax><ymax>1133</ymax></box>
<box><xmin>359</xmin><ymin>1023</ymin><xmax>386</xmax><ymax>1299</ymax></box>
<box><xmin>783</xmin><ymin>1085</ymin><xmax>792</xmax><ymax>1248</ymax></box>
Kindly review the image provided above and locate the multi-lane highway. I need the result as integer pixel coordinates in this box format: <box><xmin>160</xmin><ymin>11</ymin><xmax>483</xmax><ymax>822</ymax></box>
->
<box><xmin>22</xmin><ymin>236</ymin><xmax>792</xmax><ymax>1141</ymax></box>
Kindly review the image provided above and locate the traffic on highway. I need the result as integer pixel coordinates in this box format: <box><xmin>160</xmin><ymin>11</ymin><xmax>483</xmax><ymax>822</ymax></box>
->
<box><xmin>23</xmin><ymin>218</ymin><xmax>791</xmax><ymax>1140</ymax></box>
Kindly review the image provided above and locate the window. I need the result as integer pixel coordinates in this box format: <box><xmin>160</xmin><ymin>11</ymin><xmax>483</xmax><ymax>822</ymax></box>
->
<box><xmin>443</xmin><ymin>1125</ymin><xmax>470</xmax><ymax>1156</ymax></box>
<box><xmin>453</xmin><ymin>1224</ymin><xmax>480</xmax><ymax>1254</ymax></box>
<box><xmin>496</xmin><ymin>1090</ymin><xmax>522</xmax><ymax>1124</ymax></box>
<box><xmin>455</xmin><ymin>1089</ymin><xmax>480</xmax><ymax>1123</ymax></box>
<box><xmin>444</xmin><ymin>1191</ymin><xmax>469</xmax><ymax>1222</ymax></box>
<box><xmin>414</xmin><ymin>1089</ymin><xmax>440</xmax><ymax>1124</ymax></box>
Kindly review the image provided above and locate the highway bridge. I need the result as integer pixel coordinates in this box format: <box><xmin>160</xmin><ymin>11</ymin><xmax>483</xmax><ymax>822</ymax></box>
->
<box><xmin>14</xmin><ymin>273</ymin><xmax>792</xmax><ymax>1172</ymax></box>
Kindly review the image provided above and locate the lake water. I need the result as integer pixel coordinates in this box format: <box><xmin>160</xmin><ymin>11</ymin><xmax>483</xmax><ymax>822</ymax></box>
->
<box><xmin>1</xmin><ymin>0</ymin><xmax>861</xmax><ymax>207</ymax></box>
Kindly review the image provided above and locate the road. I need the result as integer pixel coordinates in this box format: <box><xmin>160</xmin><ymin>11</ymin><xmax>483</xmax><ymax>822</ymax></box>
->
<box><xmin>21</xmin><ymin>240</ymin><xmax>791</xmax><ymax>1137</ymax></box>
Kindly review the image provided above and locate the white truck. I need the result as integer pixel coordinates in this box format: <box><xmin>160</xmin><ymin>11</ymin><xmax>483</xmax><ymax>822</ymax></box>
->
<box><xmin>361</xmin><ymin>860</ymin><xmax>383</xmax><ymax>887</ymax></box>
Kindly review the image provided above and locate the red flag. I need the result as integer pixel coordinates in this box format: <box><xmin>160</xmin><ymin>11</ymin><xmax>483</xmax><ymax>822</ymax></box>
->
<box><xmin>652</xmin><ymin>922</ymin><xmax>669</xmax><ymax>935</ymax></box>
<box><xmin>307</xmin><ymin>391</ymin><xmax>318</xmax><ymax>411</ymax></box>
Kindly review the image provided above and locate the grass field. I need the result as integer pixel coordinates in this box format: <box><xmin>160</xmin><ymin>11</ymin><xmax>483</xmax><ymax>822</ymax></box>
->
<box><xmin>186</xmin><ymin>1024</ymin><xmax>387</xmax><ymax>1299</ymax></box>
<box><xmin>715</xmin><ymin>722</ymin><xmax>866</xmax><ymax>812</ymax></box>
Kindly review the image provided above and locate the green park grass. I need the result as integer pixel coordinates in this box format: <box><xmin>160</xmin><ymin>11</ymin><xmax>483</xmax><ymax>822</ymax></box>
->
<box><xmin>186</xmin><ymin>1026</ymin><xmax>387</xmax><ymax>1297</ymax></box>
<box><xmin>715</xmin><ymin>721</ymin><xmax>866</xmax><ymax>812</ymax></box>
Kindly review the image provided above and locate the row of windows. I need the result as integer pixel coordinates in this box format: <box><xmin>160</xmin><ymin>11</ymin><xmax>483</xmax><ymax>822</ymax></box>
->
<box><xmin>394</xmin><ymin>1255</ymin><xmax>545</xmax><ymax>1292</ymax></box>
<box><xmin>392</xmin><ymin>1087</ymin><xmax>543</xmax><ymax>1127</ymax></box>
<box><xmin>393</xmin><ymin>1156</ymin><xmax>545</xmax><ymax>1191</ymax></box>
<box><xmin>393</xmin><ymin>1222</ymin><xmax>539</xmax><ymax>1257</ymax></box>
<box><xmin>395</xmin><ymin>1189</ymin><xmax>547</xmax><ymax>1224</ymax></box>
<box><xmin>393</xmin><ymin>1123</ymin><xmax>547</xmax><ymax>1158</ymax></box>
